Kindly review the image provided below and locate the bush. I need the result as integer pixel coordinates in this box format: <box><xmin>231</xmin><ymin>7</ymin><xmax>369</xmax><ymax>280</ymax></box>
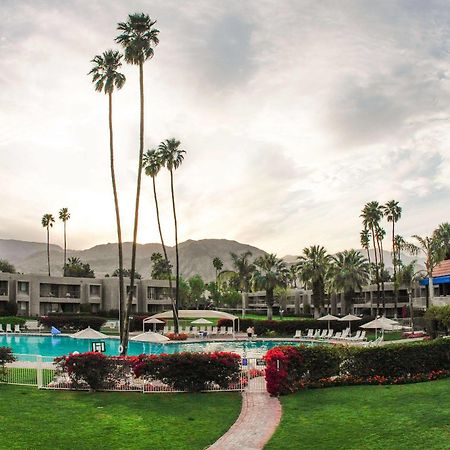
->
<box><xmin>0</xmin><ymin>347</ymin><xmax>16</xmax><ymax>381</ymax></box>
<box><xmin>166</xmin><ymin>333</ymin><xmax>188</xmax><ymax>341</ymax></box>
<box><xmin>265</xmin><ymin>339</ymin><xmax>450</xmax><ymax>396</ymax></box>
<box><xmin>133</xmin><ymin>352</ymin><xmax>241</xmax><ymax>392</ymax></box>
<box><xmin>55</xmin><ymin>352</ymin><xmax>129</xmax><ymax>391</ymax></box>
<box><xmin>39</xmin><ymin>315</ymin><xmax>106</xmax><ymax>331</ymax></box>
<box><xmin>0</xmin><ymin>316</ymin><xmax>26</xmax><ymax>327</ymax></box>
<box><xmin>0</xmin><ymin>302</ymin><xmax>18</xmax><ymax>317</ymax></box>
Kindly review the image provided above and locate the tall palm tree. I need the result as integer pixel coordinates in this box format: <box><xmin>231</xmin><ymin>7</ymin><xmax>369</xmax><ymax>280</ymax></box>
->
<box><xmin>383</xmin><ymin>200</ymin><xmax>402</xmax><ymax>316</ymax></box>
<box><xmin>116</xmin><ymin>14</ymin><xmax>159</xmax><ymax>354</ymax></box>
<box><xmin>252</xmin><ymin>254</ymin><xmax>288</xmax><ymax>320</ymax></box>
<box><xmin>89</xmin><ymin>49</ymin><xmax>126</xmax><ymax>344</ymax></box>
<box><xmin>159</xmin><ymin>138</ymin><xmax>186</xmax><ymax>334</ymax></box>
<box><xmin>330</xmin><ymin>250</ymin><xmax>370</xmax><ymax>314</ymax></box>
<box><xmin>375</xmin><ymin>225</ymin><xmax>387</xmax><ymax>311</ymax></box>
<box><xmin>230</xmin><ymin>251</ymin><xmax>254</xmax><ymax>314</ymax></box>
<box><xmin>360</xmin><ymin>228</ymin><xmax>371</xmax><ymax>264</ymax></box>
<box><xmin>297</xmin><ymin>245</ymin><xmax>331</xmax><ymax>317</ymax></box>
<box><xmin>397</xmin><ymin>260</ymin><xmax>417</xmax><ymax>329</ymax></box>
<box><xmin>142</xmin><ymin>148</ymin><xmax>176</xmax><ymax>322</ymax></box>
<box><xmin>406</xmin><ymin>235</ymin><xmax>445</xmax><ymax>306</ymax></box>
<box><xmin>58</xmin><ymin>207</ymin><xmax>70</xmax><ymax>276</ymax></box>
<box><xmin>212</xmin><ymin>257</ymin><xmax>224</xmax><ymax>285</ymax></box>
<box><xmin>361</xmin><ymin>201</ymin><xmax>383</xmax><ymax>313</ymax></box>
<box><xmin>42</xmin><ymin>214</ymin><xmax>55</xmax><ymax>276</ymax></box>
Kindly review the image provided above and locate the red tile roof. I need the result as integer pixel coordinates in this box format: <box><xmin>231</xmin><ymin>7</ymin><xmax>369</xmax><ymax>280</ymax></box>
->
<box><xmin>433</xmin><ymin>259</ymin><xmax>450</xmax><ymax>277</ymax></box>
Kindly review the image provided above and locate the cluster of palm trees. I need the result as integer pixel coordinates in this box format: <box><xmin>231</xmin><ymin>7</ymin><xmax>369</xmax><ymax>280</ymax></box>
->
<box><xmin>89</xmin><ymin>13</ymin><xmax>186</xmax><ymax>353</ymax></box>
<box><xmin>41</xmin><ymin>208</ymin><xmax>70</xmax><ymax>277</ymax></box>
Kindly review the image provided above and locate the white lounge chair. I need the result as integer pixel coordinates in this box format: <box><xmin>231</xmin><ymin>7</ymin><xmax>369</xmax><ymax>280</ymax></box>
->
<box><xmin>219</xmin><ymin>326</ymin><xmax>227</xmax><ymax>335</ymax></box>
<box><xmin>332</xmin><ymin>331</ymin><xmax>342</xmax><ymax>339</ymax></box>
<box><xmin>337</xmin><ymin>328</ymin><xmax>350</xmax><ymax>340</ymax></box>
<box><xmin>6</xmin><ymin>324</ymin><xmax>12</xmax><ymax>333</ymax></box>
<box><xmin>163</xmin><ymin>326</ymin><xmax>169</xmax><ymax>334</ymax></box>
<box><xmin>191</xmin><ymin>326</ymin><xmax>198</xmax><ymax>335</ymax></box>
<box><xmin>14</xmin><ymin>324</ymin><xmax>21</xmax><ymax>333</ymax></box>
<box><xmin>211</xmin><ymin>326</ymin><xmax>218</xmax><ymax>335</ymax></box>
<box><xmin>206</xmin><ymin>326</ymin><xmax>212</xmax><ymax>334</ymax></box>
<box><xmin>318</xmin><ymin>329</ymin><xmax>328</xmax><ymax>339</ymax></box>
<box><xmin>305</xmin><ymin>329</ymin><xmax>314</xmax><ymax>339</ymax></box>
<box><xmin>312</xmin><ymin>329</ymin><xmax>321</xmax><ymax>339</ymax></box>
<box><xmin>293</xmin><ymin>330</ymin><xmax>302</xmax><ymax>338</ymax></box>
<box><xmin>346</xmin><ymin>330</ymin><xmax>361</xmax><ymax>341</ymax></box>
<box><xmin>226</xmin><ymin>327</ymin><xmax>234</xmax><ymax>335</ymax></box>
<box><xmin>322</xmin><ymin>329</ymin><xmax>333</xmax><ymax>339</ymax></box>
<box><xmin>0</xmin><ymin>324</ymin><xmax>3</xmax><ymax>333</ymax></box>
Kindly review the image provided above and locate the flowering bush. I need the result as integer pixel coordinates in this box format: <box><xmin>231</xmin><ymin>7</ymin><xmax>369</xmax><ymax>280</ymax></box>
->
<box><xmin>132</xmin><ymin>351</ymin><xmax>241</xmax><ymax>392</ymax></box>
<box><xmin>166</xmin><ymin>332</ymin><xmax>188</xmax><ymax>341</ymax></box>
<box><xmin>55</xmin><ymin>352</ymin><xmax>130</xmax><ymax>390</ymax></box>
<box><xmin>0</xmin><ymin>347</ymin><xmax>15</xmax><ymax>381</ymax></box>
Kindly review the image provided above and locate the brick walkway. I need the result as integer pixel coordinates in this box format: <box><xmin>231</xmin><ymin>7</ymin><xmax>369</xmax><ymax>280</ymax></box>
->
<box><xmin>208</xmin><ymin>378</ymin><xmax>282</xmax><ymax>450</ymax></box>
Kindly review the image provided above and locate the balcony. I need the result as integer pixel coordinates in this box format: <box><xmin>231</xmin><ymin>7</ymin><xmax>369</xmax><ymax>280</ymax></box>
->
<box><xmin>40</xmin><ymin>283</ymin><xmax>81</xmax><ymax>302</ymax></box>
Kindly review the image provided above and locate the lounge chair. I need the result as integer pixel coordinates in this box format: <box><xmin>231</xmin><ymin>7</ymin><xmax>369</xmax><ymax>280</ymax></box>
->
<box><xmin>312</xmin><ymin>329</ymin><xmax>321</xmax><ymax>339</ymax></box>
<box><xmin>0</xmin><ymin>324</ymin><xmax>3</xmax><ymax>333</ymax></box>
<box><xmin>169</xmin><ymin>326</ymin><xmax>175</xmax><ymax>333</ymax></box>
<box><xmin>163</xmin><ymin>326</ymin><xmax>169</xmax><ymax>334</ymax></box>
<box><xmin>293</xmin><ymin>330</ymin><xmax>302</xmax><ymax>338</ymax></box>
<box><xmin>332</xmin><ymin>331</ymin><xmax>342</xmax><ymax>339</ymax></box>
<box><xmin>346</xmin><ymin>330</ymin><xmax>361</xmax><ymax>341</ymax></box>
<box><xmin>305</xmin><ymin>329</ymin><xmax>314</xmax><ymax>339</ymax></box>
<box><xmin>6</xmin><ymin>324</ymin><xmax>12</xmax><ymax>333</ymax></box>
<box><xmin>191</xmin><ymin>326</ymin><xmax>198</xmax><ymax>335</ymax></box>
<box><xmin>14</xmin><ymin>324</ymin><xmax>21</xmax><ymax>333</ymax></box>
<box><xmin>226</xmin><ymin>327</ymin><xmax>234</xmax><ymax>335</ymax></box>
<box><xmin>318</xmin><ymin>329</ymin><xmax>328</xmax><ymax>339</ymax></box>
<box><xmin>337</xmin><ymin>328</ymin><xmax>350</xmax><ymax>340</ymax></box>
<box><xmin>219</xmin><ymin>326</ymin><xmax>227</xmax><ymax>335</ymax></box>
<box><xmin>211</xmin><ymin>326</ymin><xmax>218</xmax><ymax>335</ymax></box>
<box><xmin>322</xmin><ymin>329</ymin><xmax>334</xmax><ymax>339</ymax></box>
<box><xmin>206</xmin><ymin>326</ymin><xmax>212</xmax><ymax>334</ymax></box>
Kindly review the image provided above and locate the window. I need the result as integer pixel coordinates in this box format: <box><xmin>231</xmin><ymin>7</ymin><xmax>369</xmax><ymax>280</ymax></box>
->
<box><xmin>18</xmin><ymin>281</ymin><xmax>29</xmax><ymax>295</ymax></box>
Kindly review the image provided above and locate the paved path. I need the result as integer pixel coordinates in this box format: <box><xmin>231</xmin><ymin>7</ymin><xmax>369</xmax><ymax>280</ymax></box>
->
<box><xmin>208</xmin><ymin>378</ymin><xmax>282</xmax><ymax>450</ymax></box>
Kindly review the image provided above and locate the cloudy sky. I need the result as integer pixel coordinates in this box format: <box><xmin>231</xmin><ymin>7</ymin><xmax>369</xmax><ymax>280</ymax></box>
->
<box><xmin>1</xmin><ymin>0</ymin><xmax>449</xmax><ymax>256</ymax></box>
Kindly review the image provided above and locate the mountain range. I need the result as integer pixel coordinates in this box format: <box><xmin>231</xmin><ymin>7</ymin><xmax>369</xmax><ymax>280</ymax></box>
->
<box><xmin>0</xmin><ymin>238</ymin><xmax>424</xmax><ymax>281</ymax></box>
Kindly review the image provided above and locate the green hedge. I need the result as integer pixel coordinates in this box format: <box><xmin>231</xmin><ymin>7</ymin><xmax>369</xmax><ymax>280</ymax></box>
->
<box><xmin>39</xmin><ymin>315</ymin><xmax>106</xmax><ymax>331</ymax></box>
<box><xmin>0</xmin><ymin>317</ymin><xmax>26</xmax><ymax>327</ymax></box>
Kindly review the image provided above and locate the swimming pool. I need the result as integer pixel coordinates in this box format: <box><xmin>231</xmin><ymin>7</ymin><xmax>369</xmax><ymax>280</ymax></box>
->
<box><xmin>0</xmin><ymin>334</ymin><xmax>308</xmax><ymax>360</ymax></box>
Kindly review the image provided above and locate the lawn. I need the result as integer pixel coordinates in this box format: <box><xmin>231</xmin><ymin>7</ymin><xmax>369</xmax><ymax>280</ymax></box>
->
<box><xmin>266</xmin><ymin>378</ymin><xmax>450</xmax><ymax>450</ymax></box>
<box><xmin>0</xmin><ymin>385</ymin><xmax>241</xmax><ymax>450</ymax></box>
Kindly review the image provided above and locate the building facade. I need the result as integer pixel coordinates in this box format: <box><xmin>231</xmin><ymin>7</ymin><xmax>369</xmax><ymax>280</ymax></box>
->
<box><xmin>0</xmin><ymin>273</ymin><xmax>173</xmax><ymax>317</ymax></box>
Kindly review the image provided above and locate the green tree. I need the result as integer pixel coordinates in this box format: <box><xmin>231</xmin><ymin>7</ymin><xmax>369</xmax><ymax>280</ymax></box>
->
<box><xmin>112</xmin><ymin>268</ymin><xmax>142</xmax><ymax>279</ymax></box>
<box><xmin>252</xmin><ymin>253</ymin><xmax>288</xmax><ymax>320</ymax></box>
<box><xmin>0</xmin><ymin>259</ymin><xmax>15</xmax><ymax>273</ymax></box>
<box><xmin>58</xmin><ymin>208</ymin><xmax>70</xmax><ymax>276</ymax></box>
<box><xmin>41</xmin><ymin>213</ymin><xmax>55</xmax><ymax>276</ymax></box>
<box><xmin>89</xmin><ymin>49</ymin><xmax>126</xmax><ymax>342</ymax></box>
<box><xmin>360</xmin><ymin>227</ymin><xmax>371</xmax><ymax>264</ymax></box>
<box><xmin>212</xmin><ymin>257</ymin><xmax>224</xmax><ymax>284</ymax></box>
<box><xmin>64</xmin><ymin>257</ymin><xmax>95</xmax><ymax>278</ymax></box>
<box><xmin>188</xmin><ymin>275</ymin><xmax>205</xmax><ymax>309</ymax></box>
<box><xmin>360</xmin><ymin>201</ymin><xmax>384</xmax><ymax>313</ymax></box>
<box><xmin>297</xmin><ymin>245</ymin><xmax>331</xmax><ymax>317</ymax></box>
<box><xmin>330</xmin><ymin>250</ymin><xmax>370</xmax><ymax>314</ymax></box>
<box><xmin>382</xmin><ymin>200</ymin><xmax>402</xmax><ymax>315</ymax></box>
<box><xmin>397</xmin><ymin>260</ymin><xmax>418</xmax><ymax>329</ymax></box>
<box><xmin>159</xmin><ymin>138</ymin><xmax>186</xmax><ymax>333</ymax></box>
<box><xmin>433</xmin><ymin>222</ymin><xmax>450</xmax><ymax>259</ymax></box>
<box><xmin>150</xmin><ymin>252</ymin><xmax>172</xmax><ymax>280</ymax></box>
<box><xmin>116</xmin><ymin>13</ymin><xmax>159</xmax><ymax>355</ymax></box>
<box><xmin>230</xmin><ymin>251</ymin><xmax>254</xmax><ymax>314</ymax></box>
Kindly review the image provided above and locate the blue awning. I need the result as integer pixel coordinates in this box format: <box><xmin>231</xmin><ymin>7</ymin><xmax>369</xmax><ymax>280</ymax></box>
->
<box><xmin>420</xmin><ymin>275</ymin><xmax>450</xmax><ymax>286</ymax></box>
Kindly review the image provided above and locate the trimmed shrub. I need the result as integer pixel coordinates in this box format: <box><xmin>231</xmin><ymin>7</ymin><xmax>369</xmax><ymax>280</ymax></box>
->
<box><xmin>300</xmin><ymin>345</ymin><xmax>342</xmax><ymax>381</ymax></box>
<box><xmin>0</xmin><ymin>316</ymin><xmax>26</xmax><ymax>327</ymax></box>
<box><xmin>133</xmin><ymin>352</ymin><xmax>241</xmax><ymax>392</ymax></box>
<box><xmin>166</xmin><ymin>333</ymin><xmax>188</xmax><ymax>341</ymax></box>
<box><xmin>0</xmin><ymin>347</ymin><xmax>15</xmax><ymax>381</ymax></box>
<box><xmin>55</xmin><ymin>352</ymin><xmax>129</xmax><ymax>390</ymax></box>
<box><xmin>39</xmin><ymin>315</ymin><xmax>106</xmax><ymax>331</ymax></box>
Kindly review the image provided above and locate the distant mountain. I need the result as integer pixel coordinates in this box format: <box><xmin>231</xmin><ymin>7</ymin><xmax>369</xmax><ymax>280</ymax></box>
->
<box><xmin>0</xmin><ymin>238</ymin><xmax>267</xmax><ymax>281</ymax></box>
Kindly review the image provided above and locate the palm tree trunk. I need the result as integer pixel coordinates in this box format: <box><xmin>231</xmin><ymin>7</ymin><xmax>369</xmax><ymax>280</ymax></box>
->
<box><xmin>392</xmin><ymin>221</ymin><xmax>398</xmax><ymax>318</ymax></box>
<box><xmin>63</xmin><ymin>221</ymin><xmax>67</xmax><ymax>276</ymax></box>
<box><xmin>266</xmin><ymin>287</ymin><xmax>274</xmax><ymax>320</ymax></box>
<box><xmin>378</xmin><ymin>237</ymin><xmax>385</xmax><ymax>314</ymax></box>
<box><xmin>152</xmin><ymin>176</ymin><xmax>177</xmax><ymax>331</ymax></box>
<box><xmin>371</xmin><ymin>226</ymin><xmax>380</xmax><ymax>315</ymax></box>
<box><xmin>122</xmin><ymin>61</ymin><xmax>145</xmax><ymax>355</ymax></box>
<box><xmin>108</xmin><ymin>93</ymin><xmax>125</xmax><ymax>344</ymax></box>
<box><xmin>47</xmin><ymin>227</ymin><xmax>51</xmax><ymax>277</ymax></box>
<box><xmin>170</xmin><ymin>169</ymin><xmax>180</xmax><ymax>334</ymax></box>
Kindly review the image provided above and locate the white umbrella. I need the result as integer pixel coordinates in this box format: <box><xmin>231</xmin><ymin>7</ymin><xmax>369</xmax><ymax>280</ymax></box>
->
<box><xmin>190</xmin><ymin>318</ymin><xmax>213</xmax><ymax>325</ymax></box>
<box><xmin>338</xmin><ymin>314</ymin><xmax>361</xmax><ymax>333</ymax></box>
<box><xmin>142</xmin><ymin>317</ymin><xmax>165</xmax><ymax>332</ymax></box>
<box><xmin>70</xmin><ymin>326</ymin><xmax>109</xmax><ymax>339</ymax></box>
<box><xmin>131</xmin><ymin>331</ymin><xmax>170</xmax><ymax>343</ymax></box>
<box><xmin>360</xmin><ymin>317</ymin><xmax>397</xmax><ymax>337</ymax></box>
<box><xmin>317</xmin><ymin>314</ymin><xmax>339</xmax><ymax>331</ymax></box>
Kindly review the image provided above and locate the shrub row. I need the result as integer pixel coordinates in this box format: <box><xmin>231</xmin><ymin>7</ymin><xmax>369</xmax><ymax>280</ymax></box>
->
<box><xmin>0</xmin><ymin>316</ymin><xmax>26</xmax><ymax>327</ymax></box>
<box><xmin>265</xmin><ymin>339</ymin><xmax>450</xmax><ymax>395</ymax></box>
<box><xmin>39</xmin><ymin>315</ymin><xmax>107</xmax><ymax>331</ymax></box>
<box><xmin>55</xmin><ymin>351</ymin><xmax>241</xmax><ymax>392</ymax></box>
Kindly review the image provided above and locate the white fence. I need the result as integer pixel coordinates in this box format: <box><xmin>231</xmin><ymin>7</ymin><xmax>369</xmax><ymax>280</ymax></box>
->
<box><xmin>2</xmin><ymin>355</ymin><xmax>267</xmax><ymax>393</ymax></box>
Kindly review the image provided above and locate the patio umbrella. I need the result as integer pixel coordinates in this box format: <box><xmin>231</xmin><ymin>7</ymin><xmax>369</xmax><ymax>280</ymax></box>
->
<box><xmin>360</xmin><ymin>317</ymin><xmax>397</xmax><ymax>337</ymax></box>
<box><xmin>338</xmin><ymin>314</ymin><xmax>361</xmax><ymax>333</ymax></box>
<box><xmin>70</xmin><ymin>326</ymin><xmax>109</xmax><ymax>339</ymax></box>
<box><xmin>142</xmin><ymin>317</ymin><xmax>165</xmax><ymax>333</ymax></box>
<box><xmin>131</xmin><ymin>331</ymin><xmax>170</xmax><ymax>343</ymax></box>
<box><xmin>190</xmin><ymin>318</ymin><xmax>213</xmax><ymax>325</ymax></box>
<box><xmin>317</xmin><ymin>314</ymin><xmax>339</xmax><ymax>331</ymax></box>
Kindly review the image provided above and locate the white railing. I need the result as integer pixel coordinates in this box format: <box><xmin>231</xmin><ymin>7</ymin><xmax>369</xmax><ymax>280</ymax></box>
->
<box><xmin>2</xmin><ymin>356</ymin><xmax>268</xmax><ymax>393</ymax></box>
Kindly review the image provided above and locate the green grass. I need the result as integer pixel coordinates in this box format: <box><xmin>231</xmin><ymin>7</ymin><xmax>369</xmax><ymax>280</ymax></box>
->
<box><xmin>3</xmin><ymin>367</ymin><xmax>55</xmax><ymax>384</ymax></box>
<box><xmin>0</xmin><ymin>385</ymin><xmax>241</xmax><ymax>450</ymax></box>
<box><xmin>266</xmin><ymin>378</ymin><xmax>450</xmax><ymax>450</ymax></box>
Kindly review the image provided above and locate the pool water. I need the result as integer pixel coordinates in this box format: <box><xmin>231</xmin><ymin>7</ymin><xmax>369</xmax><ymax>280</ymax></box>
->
<box><xmin>0</xmin><ymin>334</ymin><xmax>306</xmax><ymax>360</ymax></box>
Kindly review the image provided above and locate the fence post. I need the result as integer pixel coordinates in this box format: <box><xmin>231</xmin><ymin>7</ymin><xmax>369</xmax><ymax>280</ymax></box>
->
<box><xmin>36</xmin><ymin>355</ymin><xmax>43</xmax><ymax>388</ymax></box>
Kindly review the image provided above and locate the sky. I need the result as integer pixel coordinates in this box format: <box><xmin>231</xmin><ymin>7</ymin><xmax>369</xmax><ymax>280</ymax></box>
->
<box><xmin>0</xmin><ymin>0</ymin><xmax>449</xmax><ymax>256</ymax></box>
